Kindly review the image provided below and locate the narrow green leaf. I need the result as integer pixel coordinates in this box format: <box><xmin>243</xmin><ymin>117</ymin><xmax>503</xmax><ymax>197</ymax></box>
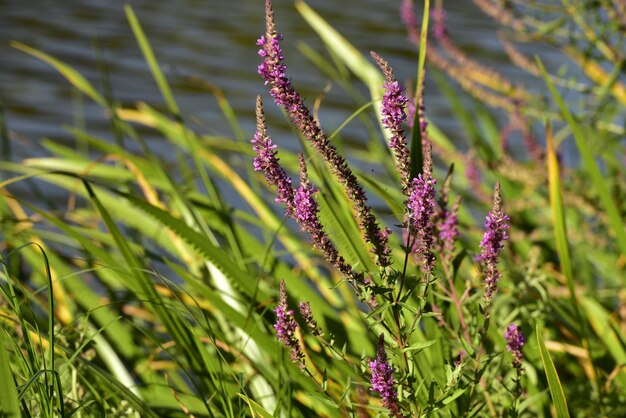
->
<box><xmin>116</xmin><ymin>189</ymin><xmax>264</xmax><ymax>300</ymax></box>
<box><xmin>536</xmin><ymin>324</ymin><xmax>570</xmax><ymax>418</ymax></box>
<box><xmin>11</xmin><ymin>42</ymin><xmax>107</xmax><ymax>107</ymax></box>
<box><xmin>237</xmin><ymin>395</ymin><xmax>275</xmax><ymax>418</ymax></box>
<box><xmin>546</xmin><ymin>125</ymin><xmax>580</xmax><ymax>324</ymax></box>
<box><xmin>82</xmin><ymin>180</ymin><xmax>214</xmax><ymax>403</ymax></box>
<box><xmin>546</xmin><ymin>124</ymin><xmax>600</xmax><ymax>390</ymax></box>
<box><xmin>579</xmin><ymin>297</ymin><xmax>626</xmax><ymax>389</ymax></box>
<box><xmin>21</xmin><ymin>201</ymin><xmax>145</xmax><ymax>359</ymax></box>
<box><xmin>409</xmin><ymin>0</ymin><xmax>429</xmax><ymax>178</ymax></box>
<box><xmin>537</xmin><ymin>58</ymin><xmax>626</xmax><ymax>258</ymax></box>
<box><xmin>295</xmin><ymin>1</ymin><xmax>381</xmax><ymax>92</ymax></box>
<box><xmin>401</xmin><ymin>339</ymin><xmax>438</xmax><ymax>353</ymax></box>
<box><xmin>125</xmin><ymin>5</ymin><xmax>180</xmax><ymax>116</ymax></box>
<box><xmin>76</xmin><ymin>359</ymin><xmax>161</xmax><ymax>418</ymax></box>
<box><xmin>0</xmin><ymin>329</ymin><xmax>20</xmax><ymax>418</ymax></box>
<box><xmin>295</xmin><ymin>0</ymin><xmax>386</xmax><ymax>144</ymax></box>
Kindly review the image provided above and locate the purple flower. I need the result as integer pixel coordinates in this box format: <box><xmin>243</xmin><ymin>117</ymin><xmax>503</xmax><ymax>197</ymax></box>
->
<box><xmin>258</xmin><ymin>0</ymin><xmax>391</xmax><ymax>267</ymax></box>
<box><xmin>505</xmin><ymin>324</ymin><xmax>526</xmax><ymax>370</ymax></box>
<box><xmin>252</xmin><ymin>96</ymin><xmax>294</xmax><ymax>214</ymax></box>
<box><xmin>407</xmin><ymin>145</ymin><xmax>437</xmax><ymax>274</ymax></box>
<box><xmin>294</xmin><ymin>154</ymin><xmax>354</xmax><ymax>277</ymax></box>
<box><xmin>252</xmin><ymin>104</ymin><xmax>354</xmax><ymax>277</ymax></box>
<box><xmin>369</xmin><ymin>334</ymin><xmax>402</xmax><ymax>417</ymax></box>
<box><xmin>293</xmin><ymin>155</ymin><xmax>321</xmax><ymax>231</ymax></box>
<box><xmin>381</xmin><ymin>79</ymin><xmax>408</xmax><ymax>133</ymax></box>
<box><xmin>431</xmin><ymin>7</ymin><xmax>447</xmax><ymax>40</ymax></box>
<box><xmin>400</xmin><ymin>0</ymin><xmax>419</xmax><ymax>42</ymax></box>
<box><xmin>464</xmin><ymin>152</ymin><xmax>482</xmax><ymax>196</ymax></box>
<box><xmin>480</xmin><ymin>183</ymin><xmax>510</xmax><ymax>303</ymax></box>
<box><xmin>438</xmin><ymin>197</ymin><xmax>460</xmax><ymax>260</ymax></box>
<box><xmin>298</xmin><ymin>301</ymin><xmax>323</xmax><ymax>337</ymax></box>
<box><xmin>371</xmin><ymin>51</ymin><xmax>411</xmax><ymax>195</ymax></box>
<box><xmin>274</xmin><ymin>280</ymin><xmax>305</xmax><ymax>368</ymax></box>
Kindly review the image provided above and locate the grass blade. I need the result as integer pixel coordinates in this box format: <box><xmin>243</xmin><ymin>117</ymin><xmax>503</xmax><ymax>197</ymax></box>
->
<box><xmin>546</xmin><ymin>125</ymin><xmax>580</xmax><ymax>324</ymax></box>
<box><xmin>408</xmin><ymin>0</ymin><xmax>429</xmax><ymax>178</ymax></box>
<box><xmin>125</xmin><ymin>5</ymin><xmax>180</xmax><ymax>116</ymax></box>
<box><xmin>117</xmin><ymin>189</ymin><xmax>265</xmax><ymax>300</ymax></box>
<box><xmin>536</xmin><ymin>324</ymin><xmax>570</xmax><ymax>418</ymax></box>
<box><xmin>579</xmin><ymin>297</ymin><xmax>626</xmax><ymax>389</ymax></box>
<box><xmin>10</xmin><ymin>42</ymin><xmax>106</xmax><ymax>107</ymax></box>
<box><xmin>537</xmin><ymin>57</ymin><xmax>626</xmax><ymax>259</ymax></box>
<box><xmin>0</xmin><ymin>328</ymin><xmax>20</xmax><ymax>418</ymax></box>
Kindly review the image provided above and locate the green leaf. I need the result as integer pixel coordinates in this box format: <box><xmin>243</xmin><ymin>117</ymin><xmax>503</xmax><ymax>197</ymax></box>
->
<box><xmin>295</xmin><ymin>0</ymin><xmax>388</xmax><ymax>150</ymax></box>
<box><xmin>537</xmin><ymin>58</ymin><xmax>626</xmax><ymax>259</ymax></box>
<box><xmin>0</xmin><ymin>329</ymin><xmax>20</xmax><ymax>418</ymax></box>
<box><xmin>579</xmin><ymin>297</ymin><xmax>626</xmax><ymax>389</ymax></box>
<box><xmin>546</xmin><ymin>124</ymin><xmax>592</xmax><ymax>356</ymax></box>
<box><xmin>116</xmin><ymin>189</ymin><xmax>264</xmax><ymax>300</ymax></box>
<box><xmin>401</xmin><ymin>339</ymin><xmax>438</xmax><ymax>353</ymax></box>
<box><xmin>409</xmin><ymin>0</ymin><xmax>429</xmax><ymax>178</ymax></box>
<box><xmin>11</xmin><ymin>42</ymin><xmax>107</xmax><ymax>107</ymax></box>
<box><xmin>296</xmin><ymin>1</ymin><xmax>381</xmax><ymax>93</ymax></box>
<box><xmin>546</xmin><ymin>124</ymin><xmax>574</xmax><ymax>290</ymax></box>
<box><xmin>125</xmin><ymin>5</ymin><xmax>180</xmax><ymax>116</ymax></box>
<box><xmin>237</xmin><ymin>394</ymin><xmax>275</xmax><ymax>418</ymax></box>
<box><xmin>536</xmin><ymin>324</ymin><xmax>570</xmax><ymax>418</ymax></box>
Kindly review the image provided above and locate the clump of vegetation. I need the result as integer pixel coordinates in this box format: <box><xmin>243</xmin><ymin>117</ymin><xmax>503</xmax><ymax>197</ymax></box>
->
<box><xmin>0</xmin><ymin>0</ymin><xmax>624</xmax><ymax>416</ymax></box>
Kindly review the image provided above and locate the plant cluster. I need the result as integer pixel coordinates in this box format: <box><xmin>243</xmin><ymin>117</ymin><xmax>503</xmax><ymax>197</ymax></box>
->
<box><xmin>0</xmin><ymin>0</ymin><xmax>624</xmax><ymax>417</ymax></box>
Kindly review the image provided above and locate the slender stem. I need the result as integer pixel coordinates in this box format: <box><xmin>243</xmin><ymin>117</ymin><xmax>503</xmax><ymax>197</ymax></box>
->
<box><xmin>447</xmin><ymin>276</ymin><xmax>471</xmax><ymax>345</ymax></box>
<box><xmin>397</xmin><ymin>229</ymin><xmax>417</xmax><ymax>300</ymax></box>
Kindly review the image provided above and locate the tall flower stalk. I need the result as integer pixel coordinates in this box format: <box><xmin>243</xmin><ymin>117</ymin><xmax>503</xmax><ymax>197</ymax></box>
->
<box><xmin>253</xmin><ymin>97</ymin><xmax>353</xmax><ymax>277</ymax></box>
<box><xmin>294</xmin><ymin>154</ymin><xmax>354</xmax><ymax>277</ymax></box>
<box><xmin>252</xmin><ymin>96</ymin><xmax>294</xmax><ymax>214</ymax></box>
<box><xmin>258</xmin><ymin>0</ymin><xmax>391</xmax><ymax>267</ymax></box>
<box><xmin>371</xmin><ymin>50</ymin><xmax>439</xmax><ymax>283</ymax></box>
<box><xmin>505</xmin><ymin>324</ymin><xmax>525</xmax><ymax>371</ymax></box>
<box><xmin>371</xmin><ymin>51</ymin><xmax>411</xmax><ymax>195</ymax></box>
<box><xmin>505</xmin><ymin>323</ymin><xmax>526</xmax><ymax>409</ymax></box>
<box><xmin>407</xmin><ymin>144</ymin><xmax>437</xmax><ymax>274</ymax></box>
<box><xmin>438</xmin><ymin>196</ymin><xmax>460</xmax><ymax>265</ymax></box>
<box><xmin>274</xmin><ymin>280</ymin><xmax>305</xmax><ymax>369</ymax></box>
<box><xmin>298</xmin><ymin>301</ymin><xmax>323</xmax><ymax>337</ymax></box>
<box><xmin>369</xmin><ymin>334</ymin><xmax>403</xmax><ymax>418</ymax></box>
<box><xmin>480</xmin><ymin>183</ymin><xmax>510</xmax><ymax>306</ymax></box>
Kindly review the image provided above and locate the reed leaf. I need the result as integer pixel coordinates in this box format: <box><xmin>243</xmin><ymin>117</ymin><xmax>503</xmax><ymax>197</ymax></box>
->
<box><xmin>537</xmin><ymin>58</ymin><xmax>626</xmax><ymax>259</ymax></box>
<box><xmin>536</xmin><ymin>324</ymin><xmax>570</xmax><ymax>418</ymax></box>
<box><xmin>0</xmin><ymin>328</ymin><xmax>20</xmax><ymax>418</ymax></box>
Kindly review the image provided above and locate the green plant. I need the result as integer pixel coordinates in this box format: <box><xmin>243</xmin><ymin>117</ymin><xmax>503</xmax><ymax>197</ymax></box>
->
<box><xmin>0</xmin><ymin>0</ymin><xmax>624</xmax><ymax>416</ymax></box>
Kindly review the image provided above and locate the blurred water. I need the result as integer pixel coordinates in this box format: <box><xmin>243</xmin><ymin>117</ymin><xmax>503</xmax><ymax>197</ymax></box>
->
<box><xmin>0</xmin><ymin>0</ymin><xmax>546</xmax><ymax>167</ymax></box>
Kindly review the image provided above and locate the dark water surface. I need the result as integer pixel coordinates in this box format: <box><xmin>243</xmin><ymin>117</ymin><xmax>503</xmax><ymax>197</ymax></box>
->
<box><xmin>0</xmin><ymin>0</ymin><xmax>545</xmax><ymax>164</ymax></box>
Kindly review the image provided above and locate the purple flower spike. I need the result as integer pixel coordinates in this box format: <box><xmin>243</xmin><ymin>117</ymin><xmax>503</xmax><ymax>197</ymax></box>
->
<box><xmin>369</xmin><ymin>334</ymin><xmax>403</xmax><ymax>418</ymax></box>
<box><xmin>295</xmin><ymin>154</ymin><xmax>354</xmax><ymax>277</ymax></box>
<box><xmin>258</xmin><ymin>0</ymin><xmax>391</xmax><ymax>268</ymax></box>
<box><xmin>298</xmin><ymin>301</ymin><xmax>323</xmax><ymax>337</ymax></box>
<box><xmin>274</xmin><ymin>280</ymin><xmax>305</xmax><ymax>368</ymax></box>
<box><xmin>505</xmin><ymin>324</ymin><xmax>526</xmax><ymax>370</ymax></box>
<box><xmin>400</xmin><ymin>0</ymin><xmax>419</xmax><ymax>42</ymax></box>
<box><xmin>480</xmin><ymin>183</ymin><xmax>510</xmax><ymax>303</ymax></box>
<box><xmin>407</xmin><ymin>144</ymin><xmax>437</xmax><ymax>274</ymax></box>
<box><xmin>431</xmin><ymin>7</ymin><xmax>448</xmax><ymax>41</ymax></box>
<box><xmin>371</xmin><ymin>51</ymin><xmax>411</xmax><ymax>195</ymax></box>
<box><xmin>252</xmin><ymin>96</ymin><xmax>295</xmax><ymax>214</ymax></box>
<box><xmin>253</xmin><ymin>100</ymin><xmax>354</xmax><ymax>277</ymax></box>
<box><xmin>438</xmin><ymin>197</ymin><xmax>460</xmax><ymax>260</ymax></box>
